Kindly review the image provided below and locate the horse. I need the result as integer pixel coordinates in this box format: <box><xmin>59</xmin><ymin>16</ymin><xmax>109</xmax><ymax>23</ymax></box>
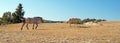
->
<box><xmin>21</xmin><ymin>17</ymin><xmax>43</xmax><ymax>30</ymax></box>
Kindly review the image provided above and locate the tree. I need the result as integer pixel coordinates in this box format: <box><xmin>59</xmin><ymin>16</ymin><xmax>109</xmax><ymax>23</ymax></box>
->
<box><xmin>2</xmin><ymin>12</ymin><xmax>12</xmax><ymax>23</ymax></box>
<box><xmin>12</xmin><ymin>3</ymin><xmax>25</xmax><ymax>23</ymax></box>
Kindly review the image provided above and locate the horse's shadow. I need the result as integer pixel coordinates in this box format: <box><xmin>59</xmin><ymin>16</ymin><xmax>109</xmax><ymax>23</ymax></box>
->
<box><xmin>76</xmin><ymin>26</ymin><xmax>90</xmax><ymax>28</ymax></box>
<box><xmin>36</xmin><ymin>28</ymin><xmax>49</xmax><ymax>30</ymax></box>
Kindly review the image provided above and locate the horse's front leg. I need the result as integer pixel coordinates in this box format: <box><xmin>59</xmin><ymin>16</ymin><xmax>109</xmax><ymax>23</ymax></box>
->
<box><xmin>21</xmin><ymin>23</ymin><xmax>25</xmax><ymax>30</ymax></box>
<box><xmin>26</xmin><ymin>24</ymin><xmax>29</xmax><ymax>30</ymax></box>
<box><xmin>35</xmin><ymin>23</ymin><xmax>38</xmax><ymax>29</ymax></box>
<box><xmin>32</xmin><ymin>24</ymin><xmax>35</xmax><ymax>30</ymax></box>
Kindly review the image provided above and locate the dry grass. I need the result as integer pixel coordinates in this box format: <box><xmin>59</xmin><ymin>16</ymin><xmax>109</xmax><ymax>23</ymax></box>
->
<box><xmin>0</xmin><ymin>21</ymin><xmax>120</xmax><ymax>43</ymax></box>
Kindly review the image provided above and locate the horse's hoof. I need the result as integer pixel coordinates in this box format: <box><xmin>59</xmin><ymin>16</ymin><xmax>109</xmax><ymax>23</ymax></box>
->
<box><xmin>21</xmin><ymin>29</ymin><xmax>22</xmax><ymax>30</ymax></box>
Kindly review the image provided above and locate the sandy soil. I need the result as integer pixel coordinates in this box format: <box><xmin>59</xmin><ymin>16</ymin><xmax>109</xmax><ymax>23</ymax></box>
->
<box><xmin>0</xmin><ymin>22</ymin><xmax>120</xmax><ymax>43</ymax></box>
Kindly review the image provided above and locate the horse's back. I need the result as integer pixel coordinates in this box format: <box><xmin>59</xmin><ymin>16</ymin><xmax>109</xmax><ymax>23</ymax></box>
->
<box><xmin>25</xmin><ymin>17</ymin><xmax>42</xmax><ymax>24</ymax></box>
<box><xmin>25</xmin><ymin>18</ymin><xmax>34</xmax><ymax>23</ymax></box>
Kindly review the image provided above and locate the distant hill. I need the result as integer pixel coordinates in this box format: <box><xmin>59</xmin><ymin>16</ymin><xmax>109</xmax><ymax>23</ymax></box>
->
<box><xmin>43</xmin><ymin>20</ymin><xmax>65</xmax><ymax>23</ymax></box>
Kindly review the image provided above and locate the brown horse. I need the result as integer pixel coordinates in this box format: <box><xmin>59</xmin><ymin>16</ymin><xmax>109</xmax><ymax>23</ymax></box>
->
<box><xmin>21</xmin><ymin>17</ymin><xmax>43</xmax><ymax>30</ymax></box>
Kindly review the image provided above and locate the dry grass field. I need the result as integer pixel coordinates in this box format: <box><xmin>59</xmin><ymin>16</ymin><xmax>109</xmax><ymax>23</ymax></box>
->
<box><xmin>0</xmin><ymin>21</ymin><xmax>120</xmax><ymax>43</ymax></box>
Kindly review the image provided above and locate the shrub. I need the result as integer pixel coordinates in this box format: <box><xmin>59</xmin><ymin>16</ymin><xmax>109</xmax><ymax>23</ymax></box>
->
<box><xmin>68</xmin><ymin>18</ymin><xmax>81</xmax><ymax>24</ymax></box>
<box><xmin>82</xmin><ymin>18</ymin><xmax>106</xmax><ymax>23</ymax></box>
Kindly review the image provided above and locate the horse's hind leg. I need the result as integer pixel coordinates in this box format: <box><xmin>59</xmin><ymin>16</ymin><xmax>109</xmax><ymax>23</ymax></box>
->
<box><xmin>26</xmin><ymin>24</ymin><xmax>29</xmax><ymax>30</ymax></box>
<box><xmin>32</xmin><ymin>24</ymin><xmax>35</xmax><ymax>30</ymax></box>
<box><xmin>35</xmin><ymin>24</ymin><xmax>38</xmax><ymax>29</ymax></box>
<box><xmin>21</xmin><ymin>23</ymin><xmax>25</xmax><ymax>30</ymax></box>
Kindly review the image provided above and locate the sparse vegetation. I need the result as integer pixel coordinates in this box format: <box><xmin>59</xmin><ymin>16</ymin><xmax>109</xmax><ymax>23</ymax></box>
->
<box><xmin>0</xmin><ymin>22</ymin><xmax>120</xmax><ymax>43</ymax></box>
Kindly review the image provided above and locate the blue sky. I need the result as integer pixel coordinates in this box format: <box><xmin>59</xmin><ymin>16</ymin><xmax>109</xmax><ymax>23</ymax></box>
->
<box><xmin>0</xmin><ymin>0</ymin><xmax>120</xmax><ymax>21</ymax></box>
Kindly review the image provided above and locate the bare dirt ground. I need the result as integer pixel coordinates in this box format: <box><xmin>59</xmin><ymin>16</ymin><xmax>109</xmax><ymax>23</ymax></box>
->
<box><xmin>0</xmin><ymin>22</ymin><xmax>120</xmax><ymax>43</ymax></box>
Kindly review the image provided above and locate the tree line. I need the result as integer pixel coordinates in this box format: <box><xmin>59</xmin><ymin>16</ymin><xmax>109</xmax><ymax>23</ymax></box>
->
<box><xmin>0</xmin><ymin>3</ymin><xmax>24</xmax><ymax>25</ymax></box>
<box><xmin>81</xmin><ymin>18</ymin><xmax>106</xmax><ymax>23</ymax></box>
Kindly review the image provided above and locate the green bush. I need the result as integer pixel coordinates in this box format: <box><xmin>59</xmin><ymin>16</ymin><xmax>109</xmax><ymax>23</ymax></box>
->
<box><xmin>1</xmin><ymin>12</ymin><xmax>12</xmax><ymax>24</ymax></box>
